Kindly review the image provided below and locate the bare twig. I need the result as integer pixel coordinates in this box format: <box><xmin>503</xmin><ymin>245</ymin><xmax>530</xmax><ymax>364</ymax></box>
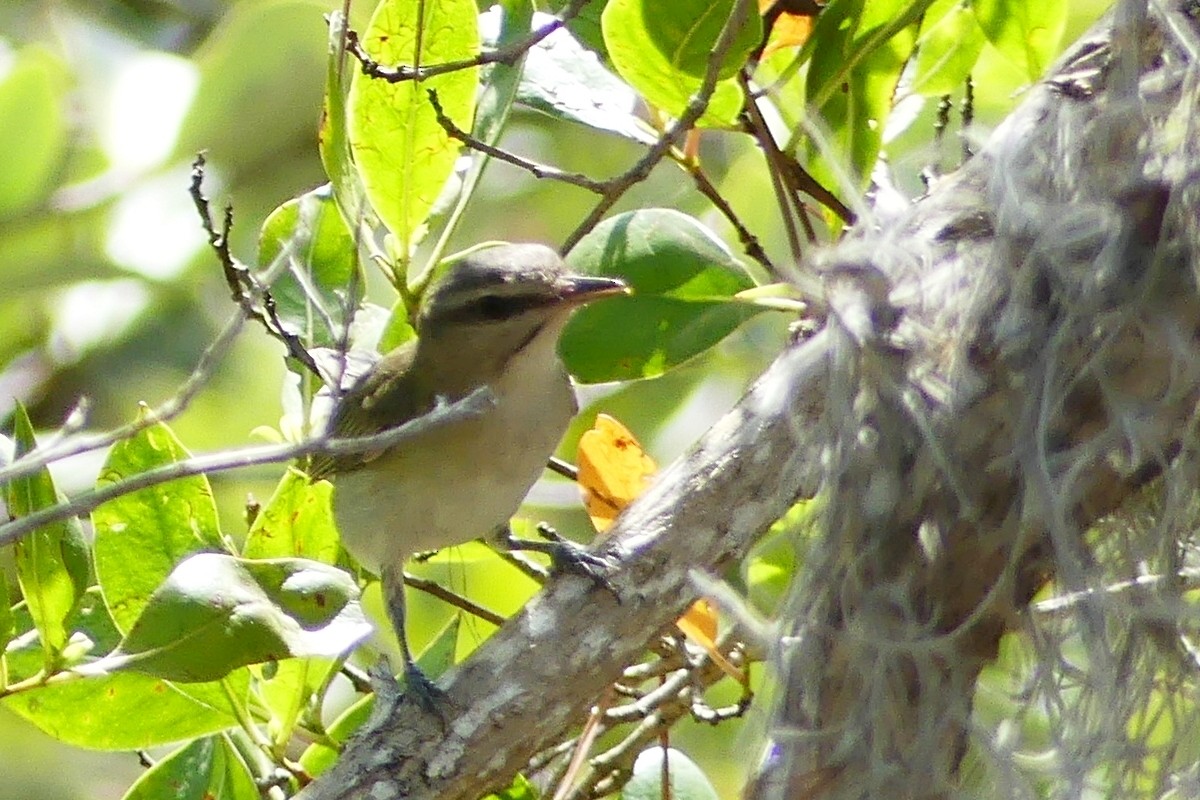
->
<box><xmin>345</xmin><ymin>0</ymin><xmax>591</xmax><ymax>83</ymax></box>
<box><xmin>189</xmin><ymin>155</ymin><xmax>324</xmax><ymax>380</ymax></box>
<box><xmin>561</xmin><ymin>0</ymin><xmax>759</xmax><ymax>254</ymax></box>
<box><xmin>403</xmin><ymin>573</ymin><xmax>507</xmax><ymax>627</ymax></box>
<box><xmin>0</xmin><ymin>388</ymin><xmax>494</xmax><ymax>548</ymax></box>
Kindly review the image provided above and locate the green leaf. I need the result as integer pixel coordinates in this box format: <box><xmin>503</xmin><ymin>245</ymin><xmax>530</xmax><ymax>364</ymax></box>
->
<box><xmin>85</xmin><ymin>553</ymin><xmax>369</xmax><ymax>683</ymax></box>
<box><xmin>0</xmin><ymin>571</ymin><xmax>14</xmax><ymax>658</ymax></box>
<box><xmin>483</xmin><ymin>774</ymin><xmax>539</xmax><ymax>800</ymax></box>
<box><xmin>2</xmin><ymin>670</ymin><xmax>249</xmax><ymax>750</ymax></box>
<box><xmin>0</xmin><ymin>46</ymin><xmax>69</xmax><ymax>219</ymax></box>
<box><xmin>378</xmin><ymin>300</ymin><xmax>418</xmax><ymax>353</ymax></box>
<box><xmin>243</xmin><ymin>468</ymin><xmax>340</xmax><ymax>563</ymax></box>
<box><xmin>256</xmin><ymin>655</ymin><xmax>338</xmax><ymax>747</ymax></box>
<box><xmin>258</xmin><ymin>185</ymin><xmax>361</xmax><ymax>348</ymax></box>
<box><xmin>602</xmin><ymin>0</ymin><xmax>760</xmax><ymax>127</ymax></box>
<box><xmin>910</xmin><ymin>0</ymin><xmax>987</xmax><ymax>96</ymax></box>
<box><xmin>972</xmin><ymin>0</ymin><xmax>1066</xmax><ymax>81</ymax></box>
<box><xmin>6</xmin><ymin>402</ymin><xmax>89</xmax><ymax>662</ymax></box>
<box><xmin>348</xmin><ymin>0</ymin><xmax>480</xmax><ymax>254</ymax></box>
<box><xmin>120</xmin><ymin>737</ymin><xmax>257</xmax><ymax>800</ymax></box>
<box><xmin>502</xmin><ymin>11</ymin><xmax>655</xmax><ymax>145</ymax></box>
<box><xmin>620</xmin><ymin>747</ymin><xmax>719</xmax><ymax>800</ymax></box>
<box><xmin>802</xmin><ymin>0</ymin><xmax>919</xmax><ymax>196</ymax></box>
<box><xmin>92</xmin><ymin>407</ymin><xmax>223</xmax><ymax>634</ymax></box>
<box><xmin>561</xmin><ymin>209</ymin><xmax>763</xmax><ymax>382</ymax></box>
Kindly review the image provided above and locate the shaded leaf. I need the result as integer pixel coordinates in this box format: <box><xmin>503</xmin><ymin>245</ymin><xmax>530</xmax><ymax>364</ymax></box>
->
<box><xmin>6</xmin><ymin>402</ymin><xmax>89</xmax><ymax>661</ymax></box>
<box><xmin>602</xmin><ymin>0</ymin><xmax>761</xmax><ymax>127</ymax></box>
<box><xmin>258</xmin><ymin>184</ymin><xmax>361</xmax><ymax>348</ymax></box>
<box><xmin>562</xmin><ymin>209</ymin><xmax>763</xmax><ymax>382</ymax></box>
<box><xmin>2</xmin><ymin>669</ymin><xmax>250</xmax><ymax>750</ymax></box>
<box><xmin>348</xmin><ymin>0</ymin><xmax>480</xmax><ymax>253</ymax></box>
<box><xmin>120</xmin><ymin>736</ymin><xmax>257</xmax><ymax>800</ymax></box>
<box><xmin>84</xmin><ymin>553</ymin><xmax>370</xmax><ymax>683</ymax></box>
<box><xmin>92</xmin><ymin>407</ymin><xmax>223</xmax><ymax>634</ymax></box>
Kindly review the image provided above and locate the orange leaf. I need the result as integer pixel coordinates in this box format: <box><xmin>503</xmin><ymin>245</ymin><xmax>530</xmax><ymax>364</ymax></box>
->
<box><xmin>677</xmin><ymin>599</ymin><xmax>745</xmax><ymax>684</ymax></box>
<box><xmin>577</xmin><ymin>414</ymin><xmax>657</xmax><ymax>535</ymax></box>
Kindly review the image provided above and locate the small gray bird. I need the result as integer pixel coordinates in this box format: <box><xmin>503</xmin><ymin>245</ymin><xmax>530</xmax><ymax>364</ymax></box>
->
<box><xmin>309</xmin><ymin>243</ymin><xmax>627</xmax><ymax>695</ymax></box>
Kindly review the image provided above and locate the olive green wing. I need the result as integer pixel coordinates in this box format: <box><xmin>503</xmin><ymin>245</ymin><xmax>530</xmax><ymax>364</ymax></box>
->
<box><xmin>308</xmin><ymin>343</ymin><xmax>428</xmax><ymax>480</ymax></box>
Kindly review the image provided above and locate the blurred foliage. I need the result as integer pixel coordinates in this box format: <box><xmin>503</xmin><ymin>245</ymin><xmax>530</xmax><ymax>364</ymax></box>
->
<box><xmin>0</xmin><ymin>0</ymin><xmax>1113</xmax><ymax>797</ymax></box>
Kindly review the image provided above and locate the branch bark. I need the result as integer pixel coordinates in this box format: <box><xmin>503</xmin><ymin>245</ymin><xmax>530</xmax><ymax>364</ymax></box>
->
<box><xmin>300</xmin><ymin>2</ymin><xmax>1200</xmax><ymax>798</ymax></box>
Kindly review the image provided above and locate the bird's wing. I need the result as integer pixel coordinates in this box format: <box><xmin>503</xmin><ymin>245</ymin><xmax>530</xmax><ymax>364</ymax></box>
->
<box><xmin>308</xmin><ymin>342</ymin><xmax>427</xmax><ymax>480</ymax></box>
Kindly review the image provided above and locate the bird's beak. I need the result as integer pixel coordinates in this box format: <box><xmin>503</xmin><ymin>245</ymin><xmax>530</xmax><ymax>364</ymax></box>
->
<box><xmin>556</xmin><ymin>275</ymin><xmax>631</xmax><ymax>307</ymax></box>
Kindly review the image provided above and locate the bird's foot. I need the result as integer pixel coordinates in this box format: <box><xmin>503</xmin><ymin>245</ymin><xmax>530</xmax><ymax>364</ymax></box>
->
<box><xmin>367</xmin><ymin>655</ymin><xmax>447</xmax><ymax>717</ymax></box>
<box><xmin>534</xmin><ymin>524</ymin><xmax>619</xmax><ymax>600</ymax></box>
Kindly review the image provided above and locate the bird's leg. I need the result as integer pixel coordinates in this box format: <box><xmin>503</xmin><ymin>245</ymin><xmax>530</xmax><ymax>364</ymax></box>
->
<box><xmin>493</xmin><ymin>523</ymin><xmax>618</xmax><ymax>598</ymax></box>
<box><xmin>381</xmin><ymin>564</ymin><xmax>446</xmax><ymax>711</ymax></box>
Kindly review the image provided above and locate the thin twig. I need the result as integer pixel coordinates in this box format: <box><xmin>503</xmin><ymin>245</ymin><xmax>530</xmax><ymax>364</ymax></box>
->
<box><xmin>561</xmin><ymin>0</ymin><xmax>759</xmax><ymax>254</ymax></box>
<box><xmin>189</xmin><ymin>155</ymin><xmax>324</xmax><ymax>380</ymax></box>
<box><xmin>426</xmin><ymin>91</ymin><xmax>609</xmax><ymax>193</ymax></box>
<box><xmin>403</xmin><ymin>573</ymin><xmax>506</xmax><ymax>626</ymax></box>
<box><xmin>345</xmin><ymin>0</ymin><xmax>591</xmax><ymax>83</ymax></box>
<box><xmin>679</xmin><ymin>157</ymin><xmax>776</xmax><ymax>273</ymax></box>
<box><xmin>0</xmin><ymin>388</ymin><xmax>494</xmax><ymax>548</ymax></box>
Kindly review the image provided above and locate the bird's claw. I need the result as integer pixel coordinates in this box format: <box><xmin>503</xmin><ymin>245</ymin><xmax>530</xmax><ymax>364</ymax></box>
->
<box><xmin>536</xmin><ymin>524</ymin><xmax>619</xmax><ymax>601</ymax></box>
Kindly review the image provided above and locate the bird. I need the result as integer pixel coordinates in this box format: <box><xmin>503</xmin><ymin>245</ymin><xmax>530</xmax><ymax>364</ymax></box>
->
<box><xmin>308</xmin><ymin>243</ymin><xmax>628</xmax><ymax>699</ymax></box>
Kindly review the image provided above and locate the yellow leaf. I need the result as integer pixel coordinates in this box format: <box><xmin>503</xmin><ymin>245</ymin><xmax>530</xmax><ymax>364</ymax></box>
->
<box><xmin>577</xmin><ymin>414</ymin><xmax>657</xmax><ymax>534</ymax></box>
<box><xmin>576</xmin><ymin>415</ymin><xmax>743</xmax><ymax>682</ymax></box>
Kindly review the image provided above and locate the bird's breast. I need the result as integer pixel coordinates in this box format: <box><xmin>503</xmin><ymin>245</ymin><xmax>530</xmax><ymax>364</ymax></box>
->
<box><xmin>332</xmin><ymin>334</ymin><xmax>576</xmax><ymax>573</ymax></box>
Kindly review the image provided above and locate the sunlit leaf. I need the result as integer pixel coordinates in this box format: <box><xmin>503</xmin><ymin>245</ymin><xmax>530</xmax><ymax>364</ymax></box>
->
<box><xmin>577</xmin><ymin>414</ymin><xmax>657</xmax><ymax>533</ymax></box>
<box><xmin>498</xmin><ymin>10</ymin><xmax>655</xmax><ymax>144</ymax></box>
<box><xmin>82</xmin><ymin>553</ymin><xmax>370</xmax><ymax>683</ymax></box>
<box><xmin>348</xmin><ymin>0</ymin><xmax>480</xmax><ymax>254</ymax></box>
<box><xmin>6</xmin><ymin>402</ymin><xmax>89</xmax><ymax>661</ymax></box>
<box><xmin>973</xmin><ymin>0</ymin><xmax>1066</xmax><ymax>81</ymax></box>
<box><xmin>601</xmin><ymin>0</ymin><xmax>761</xmax><ymax>127</ymax></box>
<box><xmin>911</xmin><ymin>0</ymin><xmax>987</xmax><ymax>96</ymax></box>
<box><xmin>562</xmin><ymin>209</ymin><xmax>763</xmax><ymax>382</ymax></box>
<box><xmin>92</xmin><ymin>407</ymin><xmax>223</xmax><ymax>634</ymax></box>
<box><xmin>2</xmin><ymin>669</ymin><xmax>250</xmax><ymax>750</ymax></box>
<box><xmin>243</xmin><ymin>468</ymin><xmax>340</xmax><ymax>563</ymax></box>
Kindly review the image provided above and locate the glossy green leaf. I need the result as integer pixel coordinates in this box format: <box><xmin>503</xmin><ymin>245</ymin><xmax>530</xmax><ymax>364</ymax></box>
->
<box><xmin>2</xmin><ymin>669</ymin><xmax>249</xmax><ymax>750</ymax></box>
<box><xmin>911</xmin><ymin>0</ymin><xmax>987</xmax><ymax>96</ymax></box>
<box><xmin>348</xmin><ymin>0</ymin><xmax>480</xmax><ymax>254</ymax></box>
<box><xmin>601</xmin><ymin>0</ymin><xmax>760</xmax><ymax>127</ymax></box>
<box><xmin>297</xmin><ymin>616</ymin><xmax>459</xmax><ymax>777</ymax></box>
<box><xmin>504</xmin><ymin>11</ymin><xmax>654</xmax><ymax>145</ymax></box>
<box><xmin>562</xmin><ymin>209</ymin><xmax>763</xmax><ymax>382</ymax></box>
<box><xmin>621</xmin><ymin>747</ymin><xmax>719</xmax><ymax>800</ymax></box>
<box><xmin>258</xmin><ymin>185</ymin><xmax>361</xmax><ymax>348</ymax></box>
<box><xmin>92</xmin><ymin>408</ymin><xmax>223</xmax><ymax>634</ymax></box>
<box><xmin>243</xmin><ymin>468</ymin><xmax>340</xmax><ymax>563</ymax></box>
<box><xmin>256</xmin><ymin>655</ymin><xmax>337</xmax><ymax>747</ymax></box>
<box><xmin>0</xmin><ymin>46</ymin><xmax>69</xmax><ymax>219</ymax></box>
<box><xmin>121</xmin><ymin>736</ymin><xmax>257</xmax><ymax>800</ymax></box>
<box><xmin>85</xmin><ymin>553</ymin><xmax>369</xmax><ymax>683</ymax></box>
<box><xmin>973</xmin><ymin>0</ymin><xmax>1066</xmax><ymax>81</ymax></box>
<box><xmin>6</xmin><ymin>402</ymin><xmax>89</xmax><ymax>661</ymax></box>
<box><xmin>803</xmin><ymin>0</ymin><xmax>919</xmax><ymax>196</ymax></box>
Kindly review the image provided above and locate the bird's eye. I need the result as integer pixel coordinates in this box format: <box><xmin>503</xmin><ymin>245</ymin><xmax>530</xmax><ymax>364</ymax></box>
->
<box><xmin>476</xmin><ymin>294</ymin><xmax>510</xmax><ymax>320</ymax></box>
